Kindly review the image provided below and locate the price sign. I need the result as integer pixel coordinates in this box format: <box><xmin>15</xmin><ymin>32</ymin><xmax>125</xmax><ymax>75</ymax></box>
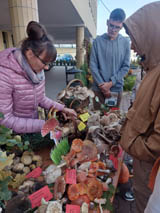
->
<box><xmin>26</xmin><ymin>167</ymin><xmax>42</xmax><ymax>178</ymax></box>
<box><xmin>78</xmin><ymin>122</ymin><xmax>86</xmax><ymax>131</ymax></box>
<box><xmin>79</xmin><ymin>112</ymin><xmax>90</xmax><ymax>122</ymax></box>
<box><xmin>66</xmin><ymin>204</ymin><xmax>80</xmax><ymax>213</ymax></box>
<box><xmin>66</xmin><ymin>169</ymin><xmax>76</xmax><ymax>184</ymax></box>
<box><xmin>28</xmin><ymin>186</ymin><xmax>53</xmax><ymax>208</ymax></box>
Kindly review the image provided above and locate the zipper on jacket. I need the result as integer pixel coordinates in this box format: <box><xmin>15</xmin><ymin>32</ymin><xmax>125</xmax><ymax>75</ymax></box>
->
<box><xmin>33</xmin><ymin>84</ymin><xmax>37</xmax><ymax>118</ymax></box>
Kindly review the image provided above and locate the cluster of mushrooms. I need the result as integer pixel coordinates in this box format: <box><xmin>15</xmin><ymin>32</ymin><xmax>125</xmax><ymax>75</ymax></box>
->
<box><xmin>57</xmin><ymin>85</ymin><xmax>95</xmax><ymax>102</ymax></box>
<box><xmin>12</xmin><ymin>151</ymin><xmax>42</xmax><ymax>175</ymax></box>
<box><xmin>4</xmin><ymin>82</ymin><xmax>126</xmax><ymax>212</ymax></box>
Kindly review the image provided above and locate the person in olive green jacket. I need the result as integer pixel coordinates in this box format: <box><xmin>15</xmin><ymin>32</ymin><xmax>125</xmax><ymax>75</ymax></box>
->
<box><xmin>120</xmin><ymin>2</ymin><xmax>160</xmax><ymax>213</ymax></box>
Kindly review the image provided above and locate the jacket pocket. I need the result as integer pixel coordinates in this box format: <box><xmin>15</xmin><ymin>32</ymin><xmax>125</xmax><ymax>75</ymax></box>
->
<box><xmin>126</xmin><ymin>108</ymin><xmax>151</xmax><ymax>134</ymax></box>
<box><xmin>120</xmin><ymin>107</ymin><xmax>152</xmax><ymax>153</ymax></box>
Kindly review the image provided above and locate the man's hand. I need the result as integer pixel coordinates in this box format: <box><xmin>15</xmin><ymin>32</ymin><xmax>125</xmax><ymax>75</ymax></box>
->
<box><xmin>99</xmin><ymin>81</ymin><xmax>113</xmax><ymax>96</ymax></box>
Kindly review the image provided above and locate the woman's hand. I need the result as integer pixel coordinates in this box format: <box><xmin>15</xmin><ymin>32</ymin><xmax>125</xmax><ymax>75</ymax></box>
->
<box><xmin>62</xmin><ymin>107</ymin><xmax>77</xmax><ymax>119</ymax></box>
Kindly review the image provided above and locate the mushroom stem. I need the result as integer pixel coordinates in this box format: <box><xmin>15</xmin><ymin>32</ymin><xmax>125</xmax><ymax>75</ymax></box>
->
<box><xmin>57</xmin><ymin>162</ymin><xmax>67</xmax><ymax>168</ymax></box>
<box><xmin>97</xmin><ymin>169</ymin><xmax>110</xmax><ymax>174</ymax></box>
<box><xmin>94</xmin><ymin>198</ymin><xmax>106</xmax><ymax>213</ymax></box>
<box><xmin>97</xmin><ymin>132</ymin><xmax>112</xmax><ymax>144</ymax></box>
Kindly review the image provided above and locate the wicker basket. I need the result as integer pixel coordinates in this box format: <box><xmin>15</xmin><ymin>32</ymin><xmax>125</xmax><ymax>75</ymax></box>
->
<box><xmin>61</xmin><ymin>79</ymin><xmax>89</xmax><ymax>110</ymax></box>
<box><xmin>66</xmin><ymin>78</ymin><xmax>83</xmax><ymax>89</ymax></box>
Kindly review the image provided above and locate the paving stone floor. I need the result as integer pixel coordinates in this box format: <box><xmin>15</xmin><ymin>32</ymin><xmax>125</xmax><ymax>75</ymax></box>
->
<box><xmin>113</xmin><ymin>193</ymin><xmax>136</xmax><ymax>213</ymax></box>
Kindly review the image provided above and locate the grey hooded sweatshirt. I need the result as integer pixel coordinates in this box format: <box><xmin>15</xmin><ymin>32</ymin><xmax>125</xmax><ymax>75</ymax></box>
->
<box><xmin>90</xmin><ymin>33</ymin><xmax>130</xmax><ymax>92</ymax></box>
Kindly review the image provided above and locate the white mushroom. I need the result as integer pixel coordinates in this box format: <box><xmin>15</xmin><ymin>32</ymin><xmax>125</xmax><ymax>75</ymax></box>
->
<box><xmin>43</xmin><ymin>164</ymin><xmax>62</xmax><ymax>184</ymax></box>
<box><xmin>66</xmin><ymin>90</ymin><xmax>73</xmax><ymax>97</ymax></box>
<box><xmin>23</xmin><ymin>167</ymin><xmax>30</xmax><ymax>174</ymax></box>
<box><xmin>87</xmin><ymin>89</ymin><xmax>95</xmax><ymax>98</ymax></box>
<box><xmin>80</xmin><ymin>87</ymin><xmax>88</xmax><ymax>94</ymax></box>
<box><xmin>21</xmin><ymin>155</ymin><xmax>32</xmax><ymax>165</ymax></box>
<box><xmin>13</xmin><ymin>157</ymin><xmax>20</xmax><ymax>165</ymax></box>
<box><xmin>32</xmin><ymin>155</ymin><xmax>42</xmax><ymax>162</ymax></box>
<box><xmin>57</xmin><ymin>89</ymin><xmax>66</xmax><ymax>100</ymax></box>
<box><xmin>106</xmin><ymin>113</ymin><xmax>119</xmax><ymax>125</ymax></box>
<box><xmin>106</xmin><ymin>177</ymin><xmax>112</xmax><ymax>185</ymax></box>
<box><xmin>100</xmin><ymin>115</ymin><xmax>109</xmax><ymax>126</ymax></box>
<box><xmin>78</xmin><ymin>162</ymin><xmax>91</xmax><ymax>172</ymax></box>
<box><xmin>81</xmin><ymin>202</ymin><xmax>89</xmax><ymax>213</ymax></box>
<box><xmin>97</xmin><ymin>169</ymin><xmax>111</xmax><ymax>174</ymax></box>
<box><xmin>46</xmin><ymin>201</ymin><xmax>62</xmax><ymax>213</ymax></box>
<box><xmin>76</xmin><ymin>94</ymin><xmax>87</xmax><ymax>100</ymax></box>
<box><xmin>94</xmin><ymin>198</ymin><xmax>106</xmax><ymax>213</ymax></box>
<box><xmin>61</xmin><ymin>126</ymin><xmax>70</xmax><ymax>137</ymax></box>
<box><xmin>23</xmin><ymin>151</ymin><xmax>34</xmax><ymax>156</ymax></box>
<box><xmin>19</xmin><ymin>180</ymin><xmax>34</xmax><ymax>193</ymax></box>
<box><xmin>12</xmin><ymin>163</ymin><xmax>24</xmax><ymax>172</ymax></box>
<box><xmin>87</xmin><ymin>113</ymin><xmax>100</xmax><ymax>127</ymax></box>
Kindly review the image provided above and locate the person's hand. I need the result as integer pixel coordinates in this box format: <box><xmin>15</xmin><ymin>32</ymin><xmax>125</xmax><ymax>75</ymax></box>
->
<box><xmin>62</xmin><ymin>107</ymin><xmax>77</xmax><ymax>119</ymax></box>
<box><xmin>99</xmin><ymin>82</ymin><xmax>112</xmax><ymax>98</ymax></box>
<box><xmin>99</xmin><ymin>81</ymin><xmax>113</xmax><ymax>94</ymax></box>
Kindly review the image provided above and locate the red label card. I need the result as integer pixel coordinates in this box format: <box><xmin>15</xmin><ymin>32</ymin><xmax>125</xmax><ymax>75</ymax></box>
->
<box><xmin>109</xmin><ymin>146</ymin><xmax>123</xmax><ymax>169</ymax></box>
<box><xmin>26</xmin><ymin>167</ymin><xmax>42</xmax><ymax>178</ymax></box>
<box><xmin>66</xmin><ymin>169</ymin><xmax>76</xmax><ymax>184</ymax></box>
<box><xmin>66</xmin><ymin>204</ymin><xmax>80</xmax><ymax>213</ymax></box>
<box><xmin>28</xmin><ymin>186</ymin><xmax>53</xmax><ymax>208</ymax></box>
<box><xmin>111</xmin><ymin>107</ymin><xmax>119</xmax><ymax>111</ymax></box>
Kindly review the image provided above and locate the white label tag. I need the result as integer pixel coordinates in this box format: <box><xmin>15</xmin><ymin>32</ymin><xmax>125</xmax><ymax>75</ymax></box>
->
<box><xmin>50</xmin><ymin>131</ymin><xmax>54</xmax><ymax>140</ymax></box>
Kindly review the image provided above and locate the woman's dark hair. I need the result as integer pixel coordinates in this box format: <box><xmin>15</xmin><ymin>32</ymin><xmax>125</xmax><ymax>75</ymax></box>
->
<box><xmin>109</xmin><ymin>8</ymin><xmax>126</xmax><ymax>22</ymax></box>
<box><xmin>21</xmin><ymin>21</ymin><xmax>57</xmax><ymax>62</ymax></box>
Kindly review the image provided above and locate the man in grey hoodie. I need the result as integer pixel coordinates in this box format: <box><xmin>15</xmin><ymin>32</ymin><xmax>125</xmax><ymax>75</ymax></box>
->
<box><xmin>90</xmin><ymin>8</ymin><xmax>130</xmax><ymax>108</ymax></box>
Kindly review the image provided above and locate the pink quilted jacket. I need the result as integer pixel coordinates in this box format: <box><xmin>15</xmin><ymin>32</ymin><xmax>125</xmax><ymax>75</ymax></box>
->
<box><xmin>0</xmin><ymin>48</ymin><xmax>64</xmax><ymax>133</ymax></box>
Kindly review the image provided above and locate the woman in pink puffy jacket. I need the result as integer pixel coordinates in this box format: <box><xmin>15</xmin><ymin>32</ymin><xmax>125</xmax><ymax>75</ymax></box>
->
<box><xmin>0</xmin><ymin>21</ymin><xmax>76</xmax><ymax>134</ymax></box>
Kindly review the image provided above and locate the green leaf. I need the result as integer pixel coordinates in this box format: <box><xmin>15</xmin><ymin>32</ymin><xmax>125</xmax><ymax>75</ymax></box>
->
<box><xmin>24</xmin><ymin>141</ymin><xmax>30</xmax><ymax>145</ymax></box>
<box><xmin>6</xmin><ymin>139</ymin><xmax>18</xmax><ymax>143</ymax></box>
<box><xmin>0</xmin><ymin>112</ymin><xmax>4</xmax><ymax>118</ymax></box>
<box><xmin>0</xmin><ymin>176</ymin><xmax>12</xmax><ymax>201</ymax></box>
<box><xmin>0</xmin><ymin>141</ymin><xmax>7</xmax><ymax>145</ymax></box>
<box><xmin>0</xmin><ymin>126</ymin><xmax>11</xmax><ymax>134</ymax></box>
<box><xmin>23</xmin><ymin>145</ymin><xmax>28</xmax><ymax>150</ymax></box>
<box><xmin>6</xmin><ymin>143</ymin><xmax>15</xmax><ymax>147</ymax></box>
<box><xmin>123</xmin><ymin>75</ymin><xmax>136</xmax><ymax>91</ymax></box>
<box><xmin>0</xmin><ymin>135</ymin><xmax>6</xmax><ymax>142</ymax></box>
<box><xmin>102</xmin><ymin>184</ymin><xmax>115</xmax><ymax>211</ymax></box>
<box><xmin>50</xmin><ymin>137</ymin><xmax>70</xmax><ymax>165</ymax></box>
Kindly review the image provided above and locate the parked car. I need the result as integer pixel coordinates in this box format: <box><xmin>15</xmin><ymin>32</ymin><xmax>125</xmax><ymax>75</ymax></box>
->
<box><xmin>55</xmin><ymin>54</ymin><xmax>75</xmax><ymax>66</ymax></box>
<box><xmin>61</xmin><ymin>54</ymin><xmax>73</xmax><ymax>62</ymax></box>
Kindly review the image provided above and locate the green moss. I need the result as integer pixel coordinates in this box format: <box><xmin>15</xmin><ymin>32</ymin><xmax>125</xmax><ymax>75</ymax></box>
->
<box><xmin>123</xmin><ymin>75</ymin><xmax>136</xmax><ymax>91</ymax></box>
<box><xmin>75</xmin><ymin>63</ymin><xmax>89</xmax><ymax>87</ymax></box>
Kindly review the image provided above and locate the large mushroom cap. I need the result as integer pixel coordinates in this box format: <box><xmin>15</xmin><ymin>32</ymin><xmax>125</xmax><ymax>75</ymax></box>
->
<box><xmin>77</xmin><ymin>140</ymin><xmax>98</xmax><ymax>162</ymax></box>
<box><xmin>53</xmin><ymin>176</ymin><xmax>66</xmax><ymax>200</ymax></box>
<box><xmin>41</xmin><ymin>118</ymin><xmax>59</xmax><ymax>137</ymax></box>
<box><xmin>57</xmin><ymin>90</ymin><xmax>66</xmax><ymax>100</ymax></box>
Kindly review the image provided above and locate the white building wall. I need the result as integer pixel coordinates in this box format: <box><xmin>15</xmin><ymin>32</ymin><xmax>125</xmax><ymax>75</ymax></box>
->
<box><xmin>71</xmin><ymin>0</ymin><xmax>97</xmax><ymax>38</ymax></box>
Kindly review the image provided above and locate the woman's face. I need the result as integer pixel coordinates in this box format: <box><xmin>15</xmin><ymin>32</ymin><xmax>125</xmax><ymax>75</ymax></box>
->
<box><xmin>25</xmin><ymin>49</ymin><xmax>52</xmax><ymax>73</ymax></box>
